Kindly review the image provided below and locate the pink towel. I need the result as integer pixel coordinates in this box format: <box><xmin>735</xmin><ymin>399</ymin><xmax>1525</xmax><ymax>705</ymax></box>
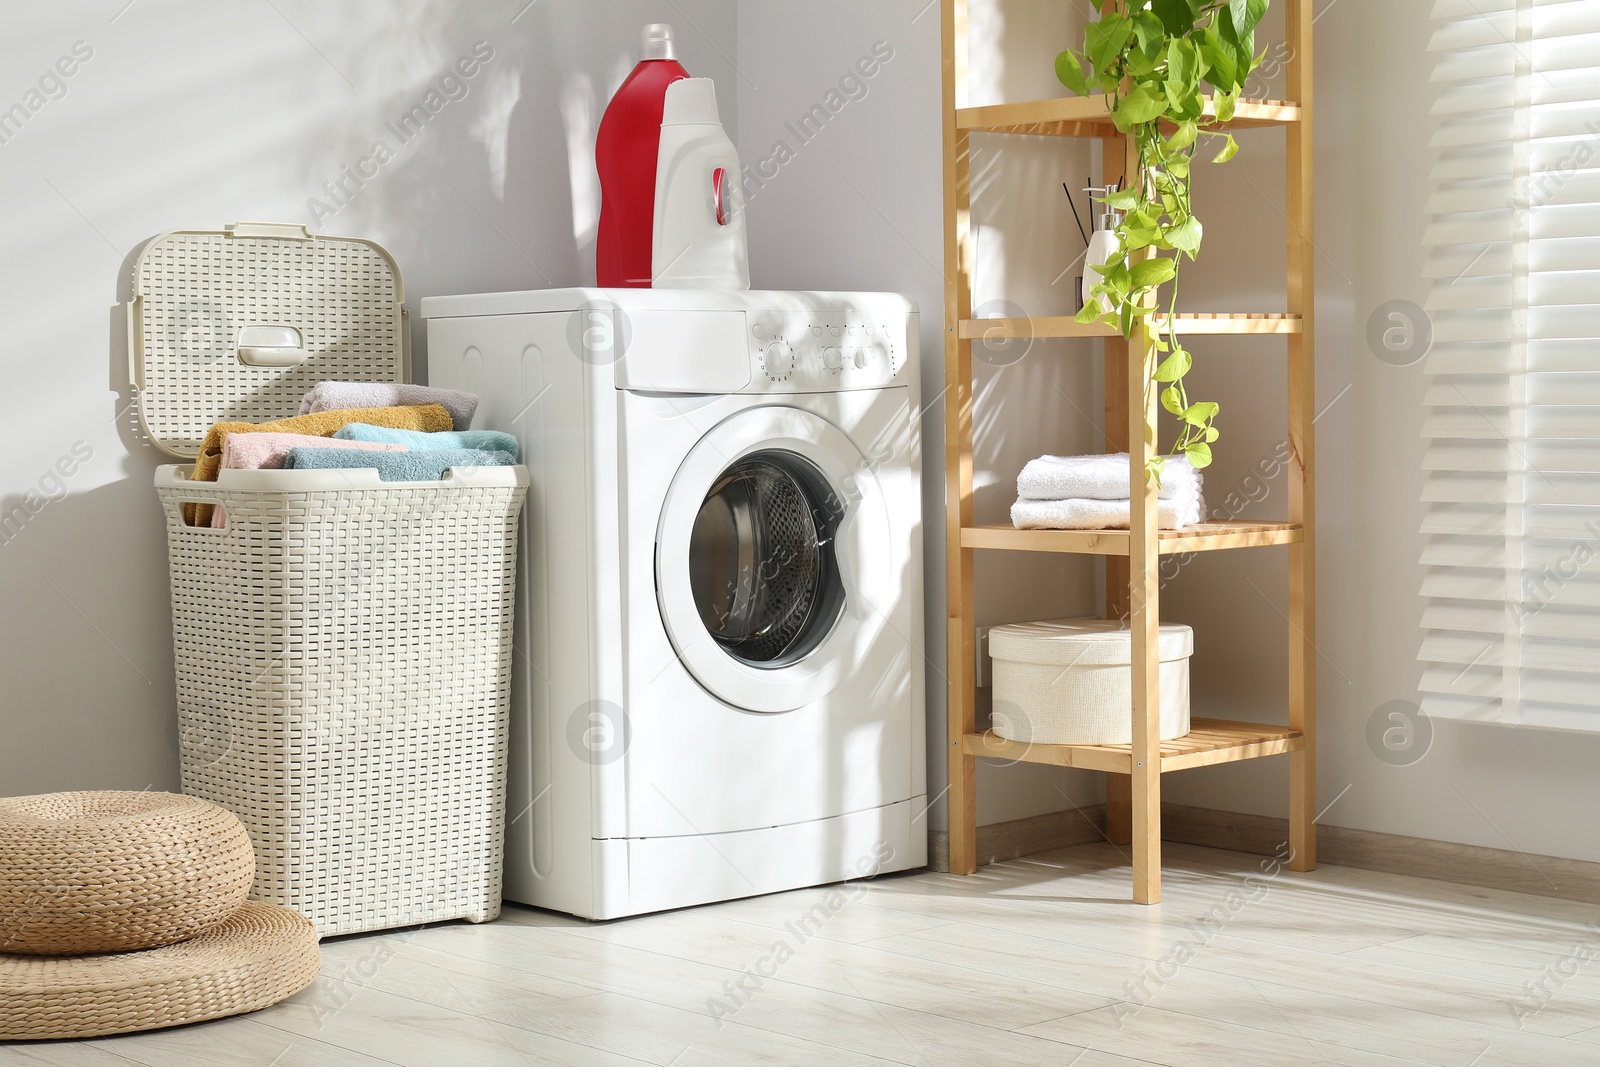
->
<box><xmin>299</xmin><ymin>382</ymin><xmax>478</xmax><ymax>431</ymax></box>
<box><xmin>211</xmin><ymin>434</ymin><xmax>404</xmax><ymax>528</ymax></box>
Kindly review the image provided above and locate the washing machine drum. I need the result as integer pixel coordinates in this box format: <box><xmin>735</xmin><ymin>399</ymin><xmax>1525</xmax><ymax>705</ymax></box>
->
<box><xmin>687</xmin><ymin>453</ymin><xmax>843</xmax><ymax>667</ymax></box>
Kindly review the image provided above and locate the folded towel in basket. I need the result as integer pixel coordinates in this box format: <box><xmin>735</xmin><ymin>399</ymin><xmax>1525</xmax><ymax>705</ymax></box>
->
<box><xmin>299</xmin><ymin>382</ymin><xmax>479</xmax><ymax>431</ymax></box>
<box><xmin>333</xmin><ymin>424</ymin><xmax>520</xmax><ymax>461</ymax></box>
<box><xmin>1010</xmin><ymin>495</ymin><xmax>1205</xmax><ymax>531</ymax></box>
<box><xmin>220</xmin><ymin>432</ymin><xmax>405</xmax><ymax>471</ymax></box>
<box><xmin>191</xmin><ymin>405</ymin><xmax>452</xmax><ymax>482</ymax></box>
<box><xmin>186</xmin><ymin>405</ymin><xmax>453</xmax><ymax>525</ymax></box>
<box><xmin>1018</xmin><ymin>452</ymin><xmax>1203</xmax><ymax>501</ymax></box>
<box><xmin>284</xmin><ymin>446</ymin><xmax>517</xmax><ymax>482</ymax></box>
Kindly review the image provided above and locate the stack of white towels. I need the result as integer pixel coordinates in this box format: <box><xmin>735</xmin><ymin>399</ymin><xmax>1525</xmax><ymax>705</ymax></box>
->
<box><xmin>1011</xmin><ymin>453</ymin><xmax>1206</xmax><ymax>530</ymax></box>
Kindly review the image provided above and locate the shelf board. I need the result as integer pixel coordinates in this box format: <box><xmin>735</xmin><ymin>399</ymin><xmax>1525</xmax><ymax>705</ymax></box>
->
<box><xmin>960</xmin><ymin>314</ymin><xmax>1302</xmax><ymax>340</ymax></box>
<box><xmin>957</xmin><ymin>94</ymin><xmax>1302</xmax><ymax>138</ymax></box>
<box><xmin>961</xmin><ymin>521</ymin><xmax>1303</xmax><ymax>556</ymax></box>
<box><xmin>963</xmin><ymin>718</ymin><xmax>1305</xmax><ymax>775</ymax></box>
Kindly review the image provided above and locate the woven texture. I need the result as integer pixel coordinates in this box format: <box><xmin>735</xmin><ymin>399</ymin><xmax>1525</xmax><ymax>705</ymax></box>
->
<box><xmin>0</xmin><ymin>901</ymin><xmax>318</xmax><ymax>1041</ymax></box>
<box><xmin>133</xmin><ymin>229</ymin><xmax>405</xmax><ymax>458</ymax></box>
<box><xmin>0</xmin><ymin>792</ymin><xmax>253</xmax><ymax>957</ymax></box>
<box><xmin>991</xmin><ymin>619</ymin><xmax>1193</xmax><ymax>746</ymax></box>
<box><xmin>155</xmin><ymin>473</ymin><xmax>524</xmax><ymax>937</ymax></box>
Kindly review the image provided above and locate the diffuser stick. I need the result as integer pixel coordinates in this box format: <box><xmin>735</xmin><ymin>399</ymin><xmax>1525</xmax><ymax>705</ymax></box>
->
<box><xmin>1063</xmin><ymin>182</ymin><xmax>1090</xmax><ymax>248</ymax></box>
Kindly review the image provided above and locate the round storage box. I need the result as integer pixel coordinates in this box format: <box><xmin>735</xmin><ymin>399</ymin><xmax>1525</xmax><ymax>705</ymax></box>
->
<box><xmin>989</xmin><ymin>618</ymin><xmax>1193</xmax><ymax>746</ymax></box>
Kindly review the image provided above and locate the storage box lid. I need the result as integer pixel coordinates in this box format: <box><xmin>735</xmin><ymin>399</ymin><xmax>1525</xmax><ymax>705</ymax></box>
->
<box><xmin>989</xmin><ymin>617</ymin><xmax>1193</xmax><ymax>666</ymax></box>
<box><xmin>127</xmin><ymin>222</ymin><xmax>409</xmax><ymax>458</ymax></box>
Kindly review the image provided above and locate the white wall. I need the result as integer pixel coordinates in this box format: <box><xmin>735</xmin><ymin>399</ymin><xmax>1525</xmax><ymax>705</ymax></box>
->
<box><xmin>1162</xmin><ymin>0</ymin><xmax>1600</xmax><ymax>864</ymax></box>
<box><xmin>0</xmin><ymin>0</ymin><xmax>738</xmax><ymax>796</ymax></box>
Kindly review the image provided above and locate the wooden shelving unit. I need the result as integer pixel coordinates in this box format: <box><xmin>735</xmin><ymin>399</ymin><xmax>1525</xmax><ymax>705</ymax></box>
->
<box><xmin>941</xmin><ymin>0</ymin><xmax>1317</xmax><ymax>904</ymax></box>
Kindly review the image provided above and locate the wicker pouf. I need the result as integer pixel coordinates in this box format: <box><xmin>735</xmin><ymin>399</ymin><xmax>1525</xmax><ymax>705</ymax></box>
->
<box><xmin>0</xmin><ymin>791</ymin><xmax>254</xmax><ymax>956</ymax></box>
<box><xmin>0</xmin><ymin>901</ymin><xmax>319</xmax><ymax>1040</ymax></box>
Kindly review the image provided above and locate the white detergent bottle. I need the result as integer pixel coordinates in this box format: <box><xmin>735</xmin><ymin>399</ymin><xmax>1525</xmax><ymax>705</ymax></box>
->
<box><xmin>652</xmin><ymin>78</ymin><xmax>750</xmax><ymax>289</ymax></box>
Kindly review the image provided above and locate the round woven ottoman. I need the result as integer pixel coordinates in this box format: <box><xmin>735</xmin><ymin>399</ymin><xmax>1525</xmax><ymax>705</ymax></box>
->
<box><xmin>0</xmin><ymin>901</ymin><xmax>319</xmax><ymax>1040</ymax></box>
<box><xmin>0</xmin><ymin>791</ymin><xmax>254</xmax><ymax>956</ymax></box>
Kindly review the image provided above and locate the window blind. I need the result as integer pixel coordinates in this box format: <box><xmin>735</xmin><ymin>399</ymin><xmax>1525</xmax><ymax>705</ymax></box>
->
<box><xmin>1422</xmin><ymin>0</ymin><xmax>1600</xmax><ymax>729</ymax></box>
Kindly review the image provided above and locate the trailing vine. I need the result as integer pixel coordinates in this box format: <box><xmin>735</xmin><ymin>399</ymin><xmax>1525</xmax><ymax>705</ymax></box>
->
<box><xmin>1056</xmin><ymin>0</ymin><xmax>1270</xmax><ymax>475</ymax></box>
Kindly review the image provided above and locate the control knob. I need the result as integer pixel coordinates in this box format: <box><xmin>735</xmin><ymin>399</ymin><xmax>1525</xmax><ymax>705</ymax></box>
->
<box><xmin>821</xmin><ymin>346</ymin><xmax>843</xmax><ymax>371</ymax></box>
<box><xmin>764</xmin><ymin>341</ymin><xmax>795</xmax><ymax>378</ymax></box>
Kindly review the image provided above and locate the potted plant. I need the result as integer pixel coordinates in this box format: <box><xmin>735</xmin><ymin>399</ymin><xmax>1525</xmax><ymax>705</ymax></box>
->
<box><xmin>1056</xmin><ymin>0</ymin><xmax>1271</xmax><ymax>474</ymax></box>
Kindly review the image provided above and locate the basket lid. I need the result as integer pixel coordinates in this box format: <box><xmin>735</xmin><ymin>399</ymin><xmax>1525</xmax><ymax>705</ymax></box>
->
<box><xmin>989</xmin><ymin>617</ymin><xmax>1193</xmax><ymax>666</ymax></box>
<box><xmin>127</xmin><ymin>222</ymin><xmax>409</xmax><ymax>458</ymax></box>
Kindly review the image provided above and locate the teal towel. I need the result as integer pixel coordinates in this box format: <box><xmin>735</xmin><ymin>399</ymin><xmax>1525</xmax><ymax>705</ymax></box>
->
<box><xmin>284</xmin><ymin>447</ymin><xmax>517</xmax><ymax>481</ymax></box>
<box><xmin>333</xmin><ymin>424</ymin><xmax>520</xmax><ymax>460</ymax></box>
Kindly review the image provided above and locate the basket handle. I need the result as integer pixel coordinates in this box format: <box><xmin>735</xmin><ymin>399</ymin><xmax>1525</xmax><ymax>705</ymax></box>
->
<box><xmin>227</xmin><ymin>221</ymin><xmax>312</xmax><ymax>240</ymax></box>
<box><xmin>236</xmin><ymin>325</ymin><xmax>307</xmax><ymax>368</ymax></box>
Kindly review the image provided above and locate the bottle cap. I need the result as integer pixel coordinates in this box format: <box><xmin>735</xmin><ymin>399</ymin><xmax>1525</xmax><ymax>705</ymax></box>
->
<box><xmin>640</xmin><ymin>23</ymin><xmax>677</xmax><ymax>61</ymax></box>
<box><xmin>661</xmin><ymin>78</ymin><xmax>721</xmax><ymax>126</ymax></box>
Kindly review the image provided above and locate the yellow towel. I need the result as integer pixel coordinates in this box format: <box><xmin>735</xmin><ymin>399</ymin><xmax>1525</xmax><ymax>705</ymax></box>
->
<box><xmin>184</xmin><ymin>404</ymin><xmax>453</xmax><ymax>526</ymax></box>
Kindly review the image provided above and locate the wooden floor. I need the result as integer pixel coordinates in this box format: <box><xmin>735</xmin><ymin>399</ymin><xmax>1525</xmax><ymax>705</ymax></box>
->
<box><xmin>13</xmin><ymin>842</ymin><xmax>1600</xmax><ymax>1066</ymax></box>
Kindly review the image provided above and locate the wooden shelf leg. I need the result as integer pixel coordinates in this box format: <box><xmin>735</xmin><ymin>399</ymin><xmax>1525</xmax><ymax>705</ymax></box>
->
<box><xmin>1101</xmin><ymin>129</ymin><xmax>1140</xmax><ymax>859</ymax></box>
<box><xmin>1287</xmin><ymin>0</ymin><xmax>1317</xmax><ymax>874</ymax></box>
<box><xmin>1129</xmin><ymin>319</ymin><xmax>1162</xmax><ymax>905</ymax></box>
<box><xmin>942</xmin><ymin>0</ymin><xmax>978</xmax><ymax>876</ymax></box>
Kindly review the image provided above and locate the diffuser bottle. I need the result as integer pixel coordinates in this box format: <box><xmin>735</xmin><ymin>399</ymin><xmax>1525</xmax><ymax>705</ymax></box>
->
<box><xmin>595</xmin><ymin>24</ymin><xmax>690</xmax><ymax>288</ymax></box>
<box><xmin>1082</xmin><ymin>182</ymin><xmax>1123</xmax><ymax>313</ymax></box>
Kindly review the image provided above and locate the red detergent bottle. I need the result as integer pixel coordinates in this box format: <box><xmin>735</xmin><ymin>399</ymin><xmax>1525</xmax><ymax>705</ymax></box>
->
<box><xmin>596</xmin><ymin>24</ymin><xmax>690</xmax><ymax>288</ymax></box>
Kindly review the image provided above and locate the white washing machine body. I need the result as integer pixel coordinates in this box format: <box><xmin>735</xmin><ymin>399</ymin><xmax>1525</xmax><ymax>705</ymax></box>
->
<box><xmin>422</xmin><ymin>288</ymin><xmax>926</xmax><ymax>919</ymax></box>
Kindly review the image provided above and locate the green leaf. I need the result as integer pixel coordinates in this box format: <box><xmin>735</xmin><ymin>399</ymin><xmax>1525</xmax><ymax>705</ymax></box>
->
<box><xmin>1166</xmin><ymin>37</ymin><xmax>1197</xmax><ymax>95</ymax></box>
<box><xmin>1204</xmin><ymin>427</ymin><xmax>1220</xmax><ymax>443</ymax></box>
<box><xmin>1180</xmin><ymin>401</ymin><xmax>1220</xmax><ymax>426</ymax></box>
<box><xmin>1212</xmin><ymin>132</ymin><xmax>1240</xmax><ymax>163</ymax></box>
<box><xmin>1101</xmin><ymin>187</ymin><xmax>1140</xmax><ymax>211</ymax></box>
<box><xmin>1086</xmin><ymin>14</ymin><xmax>1133</xmax><ymax>76</ymax></box>
<box><xmin>1172</xmin><ymin>89</ymin><xmax>1206</xmax><ymax>121</ymax></box>
<box><xmin>1113</xmin><ymin>83</ymin><xmax>1167</xmax><ymax>127</ymax></box>
<box><xmin>1184</xmin><ymin>441</ymin><xmax>1214</xmax><ymax>468</ymax></box>
<box><xmin>1162</xmin><ymin>386</ymin><xmax>1184</xmax><ymax>416</ymax></box>
<box><xmin>1213</xmin><ymin>86</ymin><xmax>1238</xmax><ymax>123</ymax></box>
<box><xmin>1075</xmin><ymin>301</ymin><xmax>1103</xmax><ymax>325</ymax></box>
<box><xmin>1166</xmin><ymin>216</ymin><xmax>1203</xmax><ymax>256</ymax></box>
<box><xmin>1165</xmin><ymin>120</ymin><xmax>1199</xmax><ymax>153</ymax></box>
<box><xmin>1201</xmin><ymin>25</ymin><xmax>1239</xmax><ymax>89</ymax></box>
<box><xmin>1055</xmin><ymin>50</ymin><xmax>1090</xmax><ymax>96</ymax></box>
<box><xmin>1231</xmin><ymin>0</ymin><xmax>1268</xmax><ymax>37</ymax></box>
<box><xmin>1132</xmin><ymin>11</ymin><xmax>1166</xmax><ymax>60</ymax></box>
<box><xmin>1146</xmin><ymin>455</ymin><xmax>1167</xmax><ymax>489</ymax></box>
<box><xmin>1122</xmin><ymin>226</ymin><xmax>1163</xmax><ymax>251</ymax></box>
<box><xmin>1151</xmin><ymin>0</ymin><xmax>1197</xmax><ymax>37</ymax></box>
<box><xmin>1152</xmin><ymin>349</ymin><xmax>1193</xmax><ymax>383</ymax></box>
<box><xmin>1129</xmin><ymin>256</ymin><xmax>1177</xmax><ymax>289</ymax></box>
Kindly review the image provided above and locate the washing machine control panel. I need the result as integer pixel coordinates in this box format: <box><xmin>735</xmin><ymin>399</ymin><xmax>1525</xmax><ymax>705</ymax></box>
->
<box><xmin>746</xmin><ymin>313</ymin><xmax>907</xmax><ymax>392</ymax></box>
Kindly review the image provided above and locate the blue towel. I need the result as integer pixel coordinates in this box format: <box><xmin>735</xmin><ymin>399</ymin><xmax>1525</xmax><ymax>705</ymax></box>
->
<box><xmin>284</xmin><ymin>447</ymin><xmax>517</xmax><ymax>481</ymax></box>
<box><xmin>333</xmin><ymin>424</ymin><xmax>520</xmax><ymax>461</ymax></box>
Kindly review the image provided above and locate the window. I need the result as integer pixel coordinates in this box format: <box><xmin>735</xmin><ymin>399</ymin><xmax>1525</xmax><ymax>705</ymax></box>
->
<box><xmin>1421</xmin><ymin>0</ymin><xmax>1600</xmax><ymax>729</ymax></box>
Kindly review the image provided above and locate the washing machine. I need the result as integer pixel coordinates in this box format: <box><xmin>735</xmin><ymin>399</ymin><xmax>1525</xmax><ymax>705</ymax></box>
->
<box><xmin>420</xmin><ymin>288</ymin><xmax>927</xmax><ymax>919</ymax></box>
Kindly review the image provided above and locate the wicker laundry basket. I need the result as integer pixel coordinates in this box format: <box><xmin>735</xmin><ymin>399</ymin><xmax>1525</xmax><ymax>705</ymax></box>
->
<box><xmin>133</xmin><ymin>224</ymin><xmax>526</xmax><ymax>936</ymax></box>
<box><xmin>154</xmin><ymin>465</ymin><xmax>525</xmax><ymax>936</ymax></box>
<box><xmin>989</xmin><ymin>618</ymin><xmax>1193</xmax><ymax>746</ymax></box>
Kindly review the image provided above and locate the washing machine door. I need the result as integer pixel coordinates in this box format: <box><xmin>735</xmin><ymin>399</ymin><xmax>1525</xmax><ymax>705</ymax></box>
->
<box><xmin>656</xmin><ymin>405</ymin><xmax>893</xmax><ymax>713</ymax></box>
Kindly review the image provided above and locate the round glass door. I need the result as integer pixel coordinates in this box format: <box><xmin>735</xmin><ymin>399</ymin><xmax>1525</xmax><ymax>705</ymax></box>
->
<box><xmin>655</xmin><ymin>405</ymin><xmax>893</xmax><ymax>713</ymax></box>
<box><xmin>687</xmin><ymin>451</ymin><xmax>845</xmax><ymax>668</ymax></box>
